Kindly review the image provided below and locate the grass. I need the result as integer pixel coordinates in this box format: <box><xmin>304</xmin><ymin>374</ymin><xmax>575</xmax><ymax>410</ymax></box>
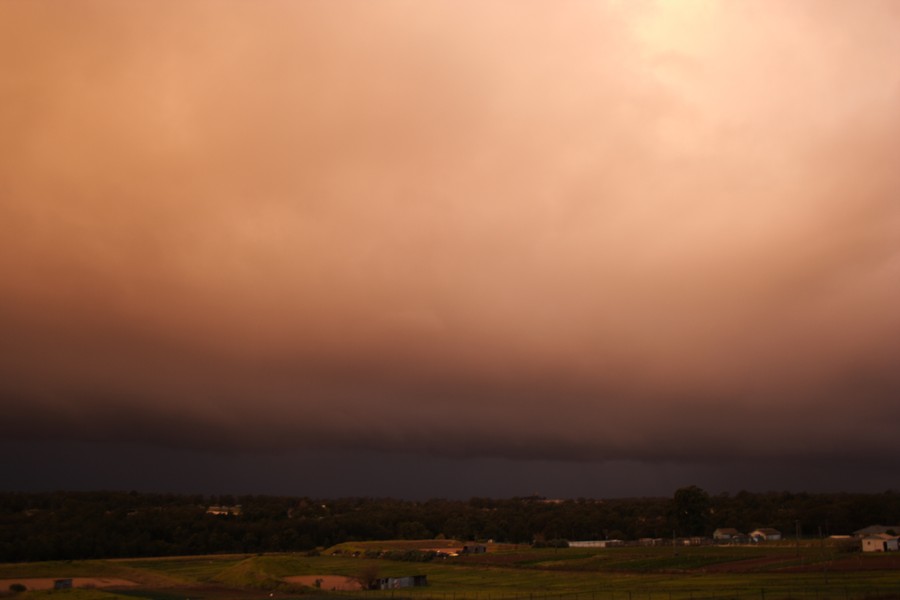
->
<box><xmin>14</xmin><ymin>590</ymin><xmax>138</xmax><ymax>600</ymax></box>
<box><xmin>0</xmin><ymin>561</ymin><xmax>127</xmax><ymax>579</ymax></box>
<box><xmin>2</xmin><ymin>544</ymin><xmax>899</xmax><ymax>600</ymax></box>
<box><xmin>122</xmin><ymin>556</ymin><xmax>247</xmax><ymax>583</ymax></box>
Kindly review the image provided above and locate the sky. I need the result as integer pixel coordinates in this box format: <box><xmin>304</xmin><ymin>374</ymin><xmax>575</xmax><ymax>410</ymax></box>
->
<box><xmin>1</xmin><ymin>0</ymin><xmax>899</xmax><ymax>499</ymax></box>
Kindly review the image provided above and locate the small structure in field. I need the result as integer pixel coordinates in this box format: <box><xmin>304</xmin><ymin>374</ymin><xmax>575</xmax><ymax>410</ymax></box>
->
<box><xmin>713</xmin><ymin>528</ymin><xmax>743</xmax><ymax>542</ymax></box>
<box><xmin>462</xmin><ymin>544</ymin><xmax>487</xmax><ymax>554</ymax></box>
<box><xmin>750</xmin><ymin>528</ymin><xmax>782</xmax><ymax>541</ymax></box>
<box><xmin>374</xmin><ymin>575</ymin><xmax>427</xmax><ymax>589</ymax></box>
<box><xmin>53</xmin><ymin>579</ymin><xmax>73</xmax><ymax>590</ymax></box>
<box><xmin>861</xmin><ymin>534</ymin><xmax>899</xmax><ymax>552</ymax></box>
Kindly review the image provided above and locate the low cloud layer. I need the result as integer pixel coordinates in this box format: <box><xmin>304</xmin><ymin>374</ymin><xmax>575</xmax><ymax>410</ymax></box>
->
<box><xmin>2</xmin><ymin>1</ymin><xmax>899</xmax><ymax>476</ymax></box>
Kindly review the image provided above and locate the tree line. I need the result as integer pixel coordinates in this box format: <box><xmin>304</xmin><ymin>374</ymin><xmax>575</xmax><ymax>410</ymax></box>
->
<box><xmin>1</xmin><ymin>488</ymin><xmax>898</xmax><ymax>562</ymax></box>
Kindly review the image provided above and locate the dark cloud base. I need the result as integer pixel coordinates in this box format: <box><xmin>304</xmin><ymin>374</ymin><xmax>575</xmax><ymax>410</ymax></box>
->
<box><xmin>1</xmin><ymin>1</ymin><xmax>899</xmax><ymax>495</ymax></box>
<box><xmin>2</xmin><ymin>440</ymin><xmax>897</xmax><ymax>500</ymax></box>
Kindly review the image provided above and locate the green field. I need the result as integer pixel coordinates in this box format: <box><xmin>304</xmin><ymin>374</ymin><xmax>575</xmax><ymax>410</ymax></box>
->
<box><xmin>2</xmin><ymin>542</ymin><xmax>899</xmax><ymax>600</ymax></box>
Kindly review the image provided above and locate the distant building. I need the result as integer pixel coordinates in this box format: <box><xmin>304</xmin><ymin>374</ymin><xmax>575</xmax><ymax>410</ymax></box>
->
<box><xmin>206</xmin><ymin>505</ymin><xmax>242</xmax><ymax>516</ymax></box>
<box><xmin>462</xmin><ymin>544</ymin><xmax>487</xmax><ymax>554</ymax></box>
<box><xmin>421</xmin><ymin>547</ymin><xmax>464</xmax><ymax>557</ymax></box>
<box><xmin>569</xmin><ymin>540</ymin><xmax>623</xmax><ymax>548</ymax></box>
<box><xmin>750</xmin><ymin>528</ymin><xmax>782</xmax><ymax>541</ymax></box>
<box><xmin>861</xmin><ymin>534</ymin><xmax>899</xmax><ymax>552</ymax></box>
<box><xmin>639</xmin><ymin>538</ymin><xmax>674</xmax><ymax>547</ymax></box>
<box><xmin>713</xmin><ymin>528</ymin><xmax>743</xmax><ymax>542</ymax></box>
<box><xmin>54</xmin><ymin>579</ymin><xmax>73</xmax><ymax>590</ymax></box>
<box><xmin>688</xmin><ymin>537</ymin><xmax>708</xmax><ymax>546</ymax></box>
<box><xmin>374</xmin><ymin>575</ymin><xmax>427</xmax><ymax>589</ymax></box>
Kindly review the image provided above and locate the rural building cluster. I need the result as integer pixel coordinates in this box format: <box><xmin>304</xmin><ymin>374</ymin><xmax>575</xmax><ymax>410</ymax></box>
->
<box><xmin>567</xmin><ymin>524</ymin><xmax>899</xmax><ymax>553</ymax></box>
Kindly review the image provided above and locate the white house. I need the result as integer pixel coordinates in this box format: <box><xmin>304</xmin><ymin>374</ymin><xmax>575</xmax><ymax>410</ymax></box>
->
<box><xmin>861</xmin><ymin>534</ymin><xmax>899</xmax><ymax>552</ymax></box>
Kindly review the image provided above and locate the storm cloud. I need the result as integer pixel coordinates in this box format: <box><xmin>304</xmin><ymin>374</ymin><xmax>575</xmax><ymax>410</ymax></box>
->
<box><xmin>2</xmin><ymin>1</ymin><xmax>899</xmax><ymax>491</ymax></box>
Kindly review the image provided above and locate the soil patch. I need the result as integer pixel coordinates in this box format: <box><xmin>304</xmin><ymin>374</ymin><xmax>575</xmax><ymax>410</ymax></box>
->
<box><xmin>0</xmin><ymin>577</ymin><xmax>139</xmax><ymax>591</ymax></box>
<box><xmin>283</xmin><ymin>575</ymin><xmax>362</xmax><ymax>591</ymax></box>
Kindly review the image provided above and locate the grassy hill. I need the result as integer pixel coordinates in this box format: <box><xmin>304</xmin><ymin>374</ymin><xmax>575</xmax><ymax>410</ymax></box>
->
<box><xmin>3</xmin><ymin>543</ymin><xmax>900</xmax><ymax>600</ymax></box>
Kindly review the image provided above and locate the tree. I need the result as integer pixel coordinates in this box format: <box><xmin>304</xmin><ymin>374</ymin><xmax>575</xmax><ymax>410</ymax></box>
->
<box><xmin>672</xmin><ymin>485</ymin><xmax>711</xmax><ymax>536</ymax></box>
<box><xmin>354</xmin><ymin>564</ymin><xmax>380</xmax><ymax>590</ymax></box>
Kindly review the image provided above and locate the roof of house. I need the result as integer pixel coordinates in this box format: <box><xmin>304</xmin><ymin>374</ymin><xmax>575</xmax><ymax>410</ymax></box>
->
<box><xmin>862</xmin><ymin>533</ymin><xmax>899</xmax><ymax>541</ymax></box>
<box><xmin>854</xmin><ymin>525</ymin><xmax>900</xmax><ymax>536</ymax></box>
<box><xmin>751</xmin><ymin>528</ymin><xmax>781</xmax><ymax>535</ymax></box>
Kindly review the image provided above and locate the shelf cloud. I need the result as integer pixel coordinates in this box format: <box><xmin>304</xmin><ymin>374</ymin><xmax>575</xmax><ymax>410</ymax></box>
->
<box><xmin>2</xmin><ymin>1</ymin><xmax>899</xmax><ymax>487</ymax></box>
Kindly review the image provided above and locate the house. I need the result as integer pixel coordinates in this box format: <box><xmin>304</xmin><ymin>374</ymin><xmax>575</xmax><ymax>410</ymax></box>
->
<box><xmin>713</xmin><ymin>528</ymin><xmax>743</xmax><ymax>542</ymax></box>
<box><xmin>54</xmin><ymin>579</ymin><xmax>73</xmax><ymax>590</ymax></box>
<box><xmin>462</xmin><ymin>544</ymin><xmax>487</xmax><ymax>554</ymax></box>
<box><xmin>861</xmin><ymin>534</ymin><xmax>899</xmax><ymax>552</ymax></box>
<box><xmin>374</xmin><ymin>575</ymin><xmax>427</xmax><ymax>589</ymax></box>
<box><xmin>749</xmin><ymin>528</ymin><xmax>782</xmax><ymax>541</ymax></box>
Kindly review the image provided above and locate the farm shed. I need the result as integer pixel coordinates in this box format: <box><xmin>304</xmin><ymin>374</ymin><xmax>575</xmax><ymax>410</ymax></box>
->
<box><xmin>750</xmin><ymin>528</ymin><xmax>782</xmax><ymax>541</ymax></box>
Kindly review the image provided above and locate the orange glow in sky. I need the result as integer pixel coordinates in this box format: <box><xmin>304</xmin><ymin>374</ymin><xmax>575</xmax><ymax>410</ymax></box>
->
<box><xmin>1</xmin><ymin>1</ymin><xmax>899</xmax><ymax>478</ymax></box>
